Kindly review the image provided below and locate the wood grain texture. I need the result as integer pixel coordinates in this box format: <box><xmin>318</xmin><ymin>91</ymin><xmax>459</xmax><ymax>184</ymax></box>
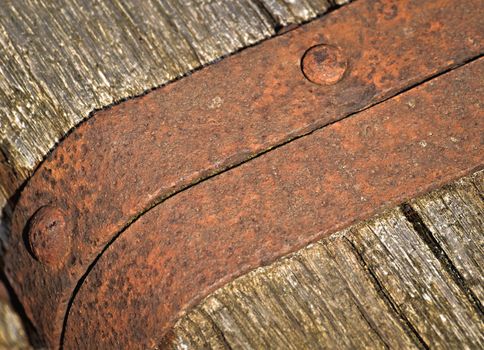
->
<box><xmin>0</xmin><ymin>1</ymin><xmax>346</xmax><ymax>347</ymax></box>
<box><xmin>1</xmin><ymin>1</ymin><xmax>480</xmax><ymax>348</ymax></box>
<box><xmin>410</xmin><ymin>171</ymin><xmax>484</xmax><ymax>304</ymax></box>
<box><xmin>0</xmin><ymin>0</ymin><xmax>346</xmax><ymax>213</ymax></box>
<box><xmin>0</xmin><ymin>287</ymin><xmax>30</xmax><ymax>350</ymax></box>
<box><xmin>169</xmin><ymin>170</ymin><xmax>484</xmax><ymax>349</ymax></box>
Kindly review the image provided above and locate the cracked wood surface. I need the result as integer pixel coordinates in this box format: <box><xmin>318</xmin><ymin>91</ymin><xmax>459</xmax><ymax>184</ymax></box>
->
<box><xmin>168</xmin><ymin>170</ymin><xmax>484</xmax><ymax>350</ymax></box>
<box><xmin>0</xmin><ymin>0</ymin><xmax>347</xmax><ymax>215</ymax></box>
<box><xmin>0</xmin><ymin>1</ymin><xmax>481</xmax><ymax>348</ymax></box>
<box><xmin>0</xmin><ymin>1</ymin><xmax>346</xmax><ymax>348</ymax></box>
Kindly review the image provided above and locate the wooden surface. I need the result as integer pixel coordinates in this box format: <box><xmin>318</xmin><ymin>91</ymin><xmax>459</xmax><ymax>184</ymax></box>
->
<box><xmin>169</xmin><ymin>170</ymin><xmax>484</xmax><ymax>349</ymax></box>
<box><xmin>0</xmin><ymin>1</ymin><xmax>346</xmax><ymax>347</ymax></box>
<box><xmin>5</xmin><ymin>170</ymin><xmax>482</xmax><ymax>348</ymax></box>
<box><xmin>0</xmin><ymin>0</ymin><xmax>347</xmax><ymax>214</ymax></box>
<box><xmin>0</xmin><ymin>1</ymin><xmax>482</xmax><ymax>349</ymax></box>
<box><xmin>0</xmin><ymin>300</ymin><xmax>28</xmax><ymax>350</ymax></box>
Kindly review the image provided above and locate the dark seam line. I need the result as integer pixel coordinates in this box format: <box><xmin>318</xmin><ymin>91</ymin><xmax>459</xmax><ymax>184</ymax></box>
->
<box><xmin>3</xmin><ymin>0</ymin><xmax>356</xmax><ymax>216</ymax></box>
<box><xmin>4</xmin><ymin>0</ymin><xmax>351</xmax><ymax>214</ymax></box>
<box><xmin>401</xmin><ymin>203</ymin><xmax>484</xmax><ymax>317</ymax></box>
<box><xmin>0</xmin><ymin>2</ymin><xmax>349</xmax><ymax>345</ymax></box>
<box><xmin>59</xmin><ymin>53</ymin><xmax>483</xmax><ymax>348</ymax></box>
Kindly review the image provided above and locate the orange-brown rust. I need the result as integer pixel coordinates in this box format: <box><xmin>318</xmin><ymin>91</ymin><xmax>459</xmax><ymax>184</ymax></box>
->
<box><xmin>64</xmin><ymin>59</ymin><xmax>484</xmax><ymax>348</ymax></box>
<box><xmin>3</xmin><ymin>0</ymin><xmax>483</xmax><ymax>347</ymax></box>
<box><xmin>27</xmin><ymin>206</ymin><xmax>70</xmax><ymax>269</ymax></box>
<box><xmin>301</xmin><ymin>44</ymin><xmax>347</xmax><ymax>85</ymax></box>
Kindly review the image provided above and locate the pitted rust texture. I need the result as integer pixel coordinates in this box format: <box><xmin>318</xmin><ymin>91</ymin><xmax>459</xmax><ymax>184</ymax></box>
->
<box><xmin>63</xmin><ymin>59</ymin><xmax>484</xmax><ymax>348</ymax></box>
<box><xmin>4</xmin><ymin>0</ymin><xmax>483</xmax><ymax>346</ymax></box>
<box><xmin>301</xmin><ymin>44</ymin><xmax>348</xmax><ymax>85</ymax></box>
<box><xmin>26</xmin><ymin>206</ymin><xmax>70</xmax><ymax>268</ymax></box>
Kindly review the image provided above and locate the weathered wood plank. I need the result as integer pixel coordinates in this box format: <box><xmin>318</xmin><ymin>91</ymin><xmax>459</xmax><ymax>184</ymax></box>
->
<box><xmin>1</xmin><ymin>2</ymin><xmax>479</xmax><ymax>348</ymax></box>
<box><xmin>0</xmin><ymin>285</ymin><xmax>29</xmax><ymax>350</ymax></box>
<box><xmin>169</xmin><ymin>170</ymin><xmax>484</xmax><ymax>349</ymax></box>
<box><xmin>350</xmin><ymin>211</ymin><xmax>482</xmax><ymax>348</ymax></box>
<box><xmin>0</xmin><ymin>0</ymin><xmax>345</xmax><ymax>212</ymax></box>
<box><xmin>410</xmin><ymin>171</ymin><xmax>484</xmax><ymax>304</ymax></box>
<box><xmin>0</xmin><ymin>1</ymin><xmax>346</xmax><ymax>346</ymax></box>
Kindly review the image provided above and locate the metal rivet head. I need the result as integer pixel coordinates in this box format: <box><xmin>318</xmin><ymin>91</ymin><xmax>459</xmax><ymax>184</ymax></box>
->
<box><xmin>27</xmin><ymin>206</ymin><xmax>71</xmax><ymax>268</ymax></box>
<box><xmin>301</xmin><ymin>44</ymin><xmax>347</xmax><ymax>85</ymax></box>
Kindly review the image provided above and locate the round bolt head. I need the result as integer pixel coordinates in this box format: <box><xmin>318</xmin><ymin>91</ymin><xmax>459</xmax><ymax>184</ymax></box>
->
<box><xmin>301</xmin><ymin>44</ymin><xmax>347</xmax><ymax>85</ymax></box>
<box><xmin>27</xmin><ymin>206</ymin><xmax>71</xmax><ymax>268</ymax></box>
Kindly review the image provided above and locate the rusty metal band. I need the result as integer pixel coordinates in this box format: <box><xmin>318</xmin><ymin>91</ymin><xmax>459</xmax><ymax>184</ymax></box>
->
<box><xmin>3</xmin><ymin>0</ymin><xmax>483</xmax><ymax>347</ymax></box>
<box><xmin>64</xmin><ymin>59</ymin><xmax>484</xmax><ymax>348</ymax></box>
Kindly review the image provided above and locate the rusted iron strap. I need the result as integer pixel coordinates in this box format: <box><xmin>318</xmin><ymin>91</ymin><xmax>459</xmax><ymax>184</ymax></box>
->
<box><xmin>64</xmin><ymin>59</ymin><xmax>484</xmax><ymax>349</ymax></box>
<box><xmin>4</xmin><ymin>0</ymin><xmax>483</xmax><ymax>346</ymax></box>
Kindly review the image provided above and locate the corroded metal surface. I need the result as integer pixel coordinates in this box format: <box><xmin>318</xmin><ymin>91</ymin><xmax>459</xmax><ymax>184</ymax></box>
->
<box><xmin>301</xmin><ymin>44</ymin><xmax>348</xmax><ymax>85</ymax></box>
<box><xmin>27</xmin><ymin>206</ymin><xmax>70</xmax><ymax>269</ymax></box>
<box><xmin>3</xmin><ymin>0</ymin><xmax>483</xmax><ymax>347</ymax></box>
<box><xmin>2</xmin><ymin>0</ymin><xmax>339</xmax><ymax>210</ymax></box>
<box><xmin>64</xmin><ymin>59</ymin><xmax>484</xmax><ymax>349</ymax></box>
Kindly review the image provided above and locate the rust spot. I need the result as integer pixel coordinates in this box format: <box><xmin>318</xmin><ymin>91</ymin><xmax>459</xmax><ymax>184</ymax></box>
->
<box><xmin>2</xmin><ymin>0</ymin><xmax>483</xmax><ymax>347</ymax></box>
<box><xmin>64</xmin><ymin>59</ymin><xmax>484</xmax><ymax>348</ymax></box>
<box><xmin>27</xmin><ymin>206</ymin><xmax>70</xmax><ymax>268</ymax></box>
<box><xmin>301</xmin><ymin>44</ymin><xmax>347</xmax><ymax>85</ymax></box>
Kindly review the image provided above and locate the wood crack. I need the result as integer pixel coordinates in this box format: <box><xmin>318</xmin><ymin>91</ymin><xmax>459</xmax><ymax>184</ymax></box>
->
<box><xmin>198</xmin><ymin>308</ymin><xmax>233</xmax><ymax>350</ymax></box>
<box><xmin>401</xmin><ymin>203</ymin><xmax>484</xmax><ymax>317</ymax></box>
<box><xmin>342</xmin><ymin>236</ymin><xmax>429</xmax><ymax>350</ymax></box>
<box><xmin>251</xmin><ymin>0</ymin><xmax>281</xmax><ymax>31</ymax></box>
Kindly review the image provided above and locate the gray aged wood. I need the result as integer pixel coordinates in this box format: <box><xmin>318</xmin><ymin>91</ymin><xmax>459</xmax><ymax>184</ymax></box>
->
<box><xmin>0</xmin><ymin>1</ymin><xmax>346</xmax><ymax>347</ymax></box>
<box><xmin>0</xmin><ymin>288</ymin><xmax>29</xmax><ymax>350</ymax></box>
<box><xmin>0</xmin><ymin>0</ymin><xmax>346</xmax><ymax>214</ymax></box>
<box><xmin>169</xmin><ymin>170</ymin><xmax>484</xmax><ymax>350</ymax></box>
<box><xmin>410</xmin><ymin>172</ymin><xmax>484</xmax><ymax>304</ymax></box>
<box><xmin>1</xmin><ymin>1</ymin><xmax>481</xmax><ymax>349</ymax></box>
